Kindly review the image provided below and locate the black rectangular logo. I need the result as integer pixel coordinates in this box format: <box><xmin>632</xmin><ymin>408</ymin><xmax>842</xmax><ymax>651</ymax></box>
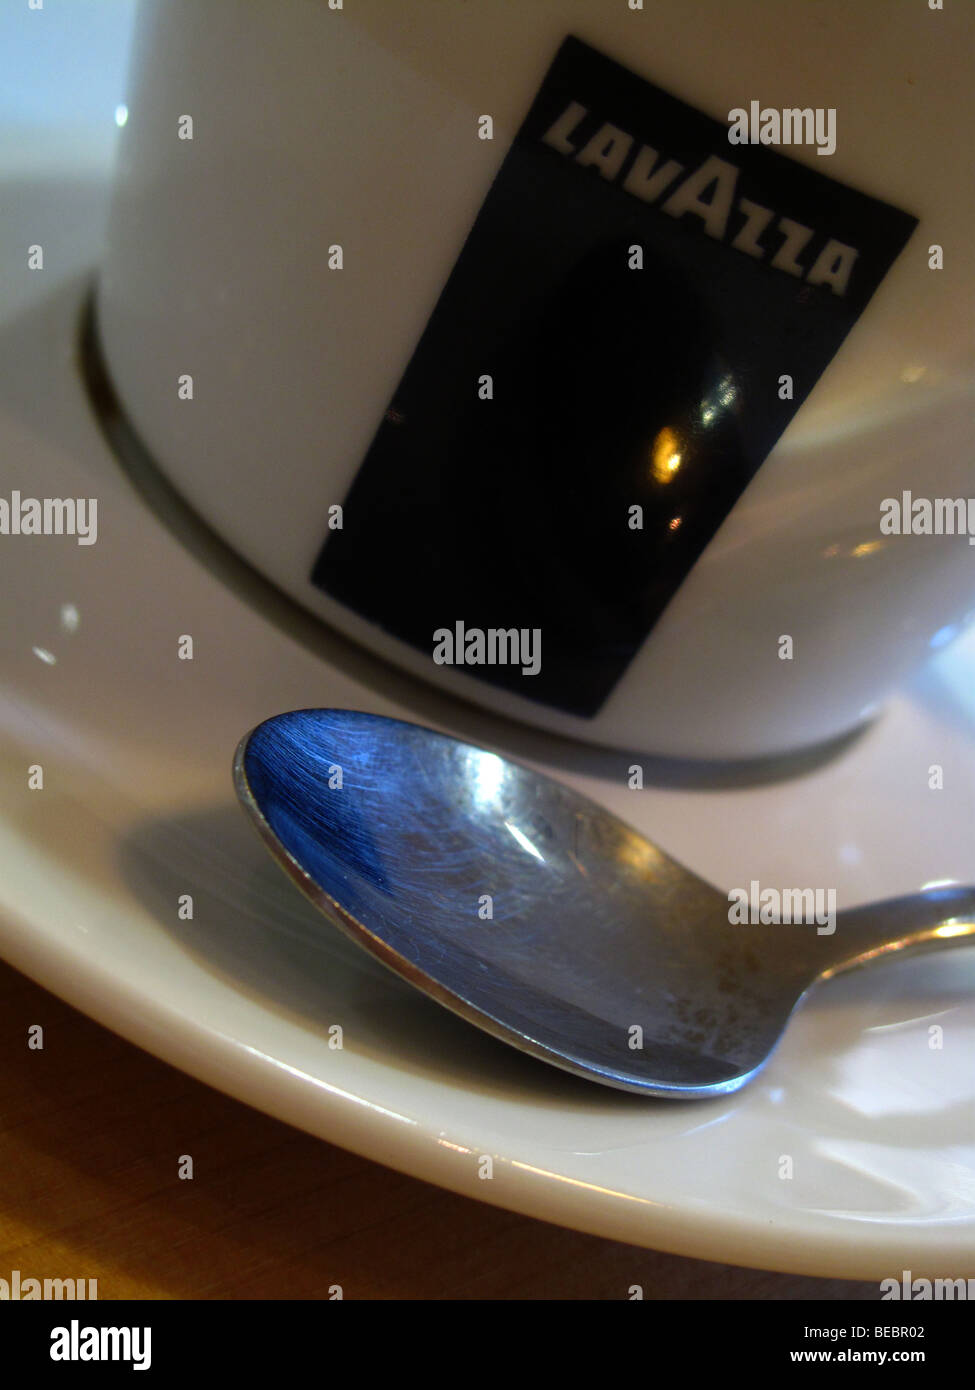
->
<box><xmin>311</xmin><ymin>35</ymin><xmax>918</xmax><ymax>717</ymax></box>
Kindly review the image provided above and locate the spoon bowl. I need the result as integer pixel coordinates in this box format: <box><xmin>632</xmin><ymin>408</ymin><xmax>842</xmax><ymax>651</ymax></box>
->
<box><xmin>234</xmin><ymin>709</ymin><xmax>975</xmax><ymax>1097</ymax></box>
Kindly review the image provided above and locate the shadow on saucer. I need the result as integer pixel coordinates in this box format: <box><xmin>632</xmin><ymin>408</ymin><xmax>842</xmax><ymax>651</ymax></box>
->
<box><xmin>117</xmin><ymin>802</ymin><xmax>719</xmax><ymax>1117</ymax></box>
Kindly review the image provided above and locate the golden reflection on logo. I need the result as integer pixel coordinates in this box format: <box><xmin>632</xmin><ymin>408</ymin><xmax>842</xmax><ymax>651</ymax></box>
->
<box><xmin>650</xmin><ymin>426</ymin><xmax>683</xmax><ymax>485</ymax></box>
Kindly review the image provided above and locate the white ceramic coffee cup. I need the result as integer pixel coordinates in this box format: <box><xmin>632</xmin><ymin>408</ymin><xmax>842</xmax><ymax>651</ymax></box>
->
<box><xmin>97</xmin><ymin>0</ymin><xmax>974</xmax><ymax>757</ymax></box>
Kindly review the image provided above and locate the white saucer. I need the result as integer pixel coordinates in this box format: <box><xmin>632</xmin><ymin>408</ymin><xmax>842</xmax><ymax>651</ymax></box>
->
<box><xmin>2</xmin><ymin>3</ymin><xmax>974</xmax><ymax>1281</ymax></box>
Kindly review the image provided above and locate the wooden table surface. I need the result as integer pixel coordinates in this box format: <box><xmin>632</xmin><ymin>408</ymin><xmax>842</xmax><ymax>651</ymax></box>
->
<box><xmin>0</xmin><ymin>958</ymin><xmax>878</xmax><ymax>1301</ymax></box>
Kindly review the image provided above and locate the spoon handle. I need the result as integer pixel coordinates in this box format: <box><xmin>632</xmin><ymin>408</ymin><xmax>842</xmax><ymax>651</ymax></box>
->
<box><xmin>818</xmin><ymin>885</ymin><xmax>975</xmax><ymax>979</ymax></box>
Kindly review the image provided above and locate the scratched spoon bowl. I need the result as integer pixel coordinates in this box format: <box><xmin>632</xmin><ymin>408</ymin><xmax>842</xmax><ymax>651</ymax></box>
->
<box><xmin>233</xmin><ymin>709</ymin><xmax>975</xmax><ymax>1098</ymax></box>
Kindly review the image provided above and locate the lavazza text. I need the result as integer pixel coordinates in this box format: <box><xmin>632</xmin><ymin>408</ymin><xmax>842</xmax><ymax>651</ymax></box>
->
<box><xmin>542</xmin><ymin>101</ymin><xmax>858</xmax><ymax>297</ymax></box>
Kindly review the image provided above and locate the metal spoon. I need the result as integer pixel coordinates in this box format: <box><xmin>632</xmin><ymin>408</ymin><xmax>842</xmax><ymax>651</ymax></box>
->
<box><xmin>233</xmin><ymin>708</ymin><xmax>975</xmax><ymax>1098</ymax></box>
